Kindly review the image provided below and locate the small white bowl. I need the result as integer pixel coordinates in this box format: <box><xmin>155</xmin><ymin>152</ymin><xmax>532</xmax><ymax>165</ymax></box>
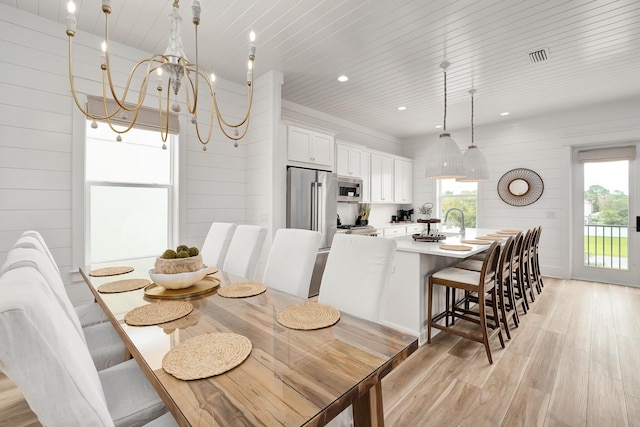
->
<box><xmin>149</xmin><ymin>266</ymin><xmax>209</xmax><ymax>290</ymax></box>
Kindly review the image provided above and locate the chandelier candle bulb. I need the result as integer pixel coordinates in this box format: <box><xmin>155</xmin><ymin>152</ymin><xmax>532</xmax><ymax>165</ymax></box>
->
<box><xmin>192</xmin><ymin>0</ymin><xmax>201</xmax><ymax>24</ymax></box>
<box><xmin>249</xmin><ymin>31</ymin><xmax>256</xmax><ymax>58</ymax></box>
<box><xmin>65</xmin><ymin>1</ymin><xmax>76</xmax><ymax>35</ymax></box>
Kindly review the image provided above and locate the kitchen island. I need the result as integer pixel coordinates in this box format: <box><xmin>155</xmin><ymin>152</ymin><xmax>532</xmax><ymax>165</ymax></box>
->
<box><xmin>381</xmin><ymin>228</ymin><xmax>503</xmax><ymax>345</ymax></box>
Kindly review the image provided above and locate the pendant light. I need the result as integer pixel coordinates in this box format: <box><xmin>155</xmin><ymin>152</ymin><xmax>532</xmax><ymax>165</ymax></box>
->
<box><xmin>457</xmin><ymin>89</ymin><xmax>490</xmax><ymax>182</ymax></box>
<box><xmin>425</xmin><ymin>61</ymin><xmax>465</xmax><ymax>179</ymax></box>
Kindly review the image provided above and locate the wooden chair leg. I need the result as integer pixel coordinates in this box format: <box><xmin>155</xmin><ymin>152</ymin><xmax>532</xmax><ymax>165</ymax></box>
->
<box><xmin>491</xmin><ymin>286</ymin><xmax>505</xmax><ymax>348</ymax></box>
<box><xmin>497</xmin><ymin>280</ymin><xmax>511</xmax><ymax>340</ymax></box>
<box><xmin>427</xmin><ymin>279</ymin><xmax>434</xmax><ymax>344</ymax></box>
<box><xmin>478</xmin><ymin>292</ymin><xmax>493</xmax><ymax>364</ymax></box>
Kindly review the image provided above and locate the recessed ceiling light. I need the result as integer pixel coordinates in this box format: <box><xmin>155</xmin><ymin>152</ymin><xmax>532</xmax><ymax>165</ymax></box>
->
<box><xmin>397</xmin><ymin>106</ymin><xmax>406</xmax><ymax>111</ymax></box>
<box><xmin>435</xmin><ymin>125</ymin><xmax>442</xmax><ymax>129</ymax></box>
<box><xmin>500</xmin><ymin>112</ymin><xmax>510</xmax><ymax>116</ymax></box>
<box><xmin>337</xmin><ymin>75</ymin><xmax>348</xmax><ymax>82</ymax></box>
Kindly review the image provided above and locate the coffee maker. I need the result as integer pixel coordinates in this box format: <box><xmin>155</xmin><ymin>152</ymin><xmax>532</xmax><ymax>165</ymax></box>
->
<box><xmin>397</xmin><ymin>209</ymin><xmax>414</xmax><ymax>222</ymax></box>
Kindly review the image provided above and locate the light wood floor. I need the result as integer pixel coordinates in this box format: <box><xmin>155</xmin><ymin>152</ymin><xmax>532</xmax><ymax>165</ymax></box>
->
<box><xmin>2</xmin><ymin>277</ymin><xmax>639</xmax><ymax>427</ymax></box>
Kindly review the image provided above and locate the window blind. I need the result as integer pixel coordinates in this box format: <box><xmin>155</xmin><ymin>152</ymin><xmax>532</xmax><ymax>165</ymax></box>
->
<box><xmin>577</xmin><ymin>145</ymin><xmax>636</xmax><ymax>163</ymax></box>
<box><xmin>86</xmin><ymin>95</ymin><xmax>180</xmax><ymax>134</ymax></box>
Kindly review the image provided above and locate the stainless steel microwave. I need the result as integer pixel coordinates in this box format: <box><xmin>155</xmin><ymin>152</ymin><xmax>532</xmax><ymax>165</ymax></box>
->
<box><xmin>337</xmin><ymin>177</ymin><xmax>363</xmax><ymax>203</ymax></box>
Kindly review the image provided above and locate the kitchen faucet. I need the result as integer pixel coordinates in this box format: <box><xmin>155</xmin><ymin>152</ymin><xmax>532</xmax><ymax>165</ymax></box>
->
<box><xmin>443</xmin><ymin>208</ymin><xmax>465</xmax><ymax>235</ymax></box>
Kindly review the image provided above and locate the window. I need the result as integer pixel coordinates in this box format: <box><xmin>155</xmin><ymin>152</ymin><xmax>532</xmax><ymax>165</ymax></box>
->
<box><xmin>85</xmin><ymin>123</ymin><xmax>176</xmax><ymax>263</ymax></box>
<box><xmin>438</xmin><ymin>179</ymin><xmax>477</xmax><ymax>228</ymax></box>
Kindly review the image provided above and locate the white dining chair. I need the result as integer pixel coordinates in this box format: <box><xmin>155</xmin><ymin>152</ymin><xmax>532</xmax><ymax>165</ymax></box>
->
<box><xmin>318</xmin><ymin>234</ymin><xmax>397</xmax><ymax>427</ymax></box>
<box><xmin>1</xmin><ymin>247</ymin><xmax>126</xmax><ymax>371</ymax></box>
<box><xmin>222</xmin><ymin>224</ymin><xmax>267</xmax><ymax>280</ymax></box>
<box><xmin>262</xmin><ymin>228</ymin><xmax>322</xmax><ymax>299</ymax></box>
<box><xmin>318</xmin><ymin>234</ymin><xmax>397</xmax><ymax>322</ymax></box>
<box><xmin>14</xmin><ymin>231</ymin><xmax>109</xmax><ymax>328</ymax></box>
<box><xmin>200</xmin><ymin>222</ymin><xmax>237</xmax><ymax>269</ymax></box>
<box><xmin>0</xmin><ymin>266</ymin><xmax>174</xmax><ymax>427</ymax></box>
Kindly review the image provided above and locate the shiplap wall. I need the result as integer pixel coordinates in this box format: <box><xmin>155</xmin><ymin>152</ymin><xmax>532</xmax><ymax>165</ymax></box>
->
<box><xmin>402</xmin><ymin>96</ymin><xmax>640</xmax><ymax>278</ymax></box>
<box><xmin>0</xmin><ymin>5</ymin><xmax>253</xmax><ymax>304</ymax></box>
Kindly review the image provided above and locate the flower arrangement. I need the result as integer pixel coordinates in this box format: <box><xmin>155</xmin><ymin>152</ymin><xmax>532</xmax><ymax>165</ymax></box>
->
<box><xmin>359</xmin><ymin>203</ymin><xmax>371</xmax><ymax>221</ymax></box>
<box><xmin>418</xmin><ymin>202</ymin><xmax>434</xmax><ymax>215</ymax></box>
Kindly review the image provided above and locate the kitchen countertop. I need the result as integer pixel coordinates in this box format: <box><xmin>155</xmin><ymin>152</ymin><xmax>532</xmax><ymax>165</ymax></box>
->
<box><xmin>391</xmin><ymin>228</ymin><xmax>502</xmax><ymax>258</ymax></box>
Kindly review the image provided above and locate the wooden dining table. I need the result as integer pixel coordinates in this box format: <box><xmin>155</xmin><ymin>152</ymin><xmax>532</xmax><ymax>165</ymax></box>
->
<box><xmin>80</xmin><ymin>258</ymin><xmax>418</xmax><ymax>426</ymax></box>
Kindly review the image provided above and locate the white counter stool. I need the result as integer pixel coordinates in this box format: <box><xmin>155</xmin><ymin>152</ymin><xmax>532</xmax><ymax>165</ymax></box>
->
<box><xmin>427</xmin><ymin>241</ymin><xmax>504</xmax><ymax>364</ymax></box>
<box><xmin>222</xmin><ymin>225</ymin><xmax>267</xmax><ymax>280</ymax></box>
<box><xmin>14</xmin><ymin>231</ymin><xmax>109</xmax><ymax>328</ymax></box>
<box><xmin>262</xmin><ymin>228</ymin><xmax>322</xmax><ymax>299</ymax></box>
<box><xmin>0</xmin><ymin>267</ymin><xmax>173</xmax><ymax>427</ymax></box>
<box><xmin>201</xmin><ymin>222</ymin><xmax>237</xmax><ymax>270</ymax></box>
<box><xmin>318</xmin><ymin>233</ymin><xmax>397</xmax><ymax>426</ymax></box>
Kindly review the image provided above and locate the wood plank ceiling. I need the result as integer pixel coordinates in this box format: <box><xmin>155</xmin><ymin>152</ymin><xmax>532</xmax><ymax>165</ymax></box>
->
<box><xmin>4</xmin><ymin>0</ymin><xmax>640</xmax><ymax>138</ymax></box>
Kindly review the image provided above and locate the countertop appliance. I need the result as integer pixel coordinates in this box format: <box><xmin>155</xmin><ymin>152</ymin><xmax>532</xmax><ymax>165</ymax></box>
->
<box><xmin>286</xmin><ymin>166</ymin><xmax>337</xmax><ymax>297</ymax></box>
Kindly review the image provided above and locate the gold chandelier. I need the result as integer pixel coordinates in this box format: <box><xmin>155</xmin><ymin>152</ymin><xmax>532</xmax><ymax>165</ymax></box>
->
<box><xmin>65</xmin><ymin>0</ymin><xmax>256</xmax><ymax>150</ymax></box>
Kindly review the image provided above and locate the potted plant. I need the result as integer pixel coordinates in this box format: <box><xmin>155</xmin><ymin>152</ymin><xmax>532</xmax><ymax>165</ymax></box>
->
<box><xmin>418</xmin><ymin>202</ymin><xmax>433</xmax><ymax>220</ymax></box>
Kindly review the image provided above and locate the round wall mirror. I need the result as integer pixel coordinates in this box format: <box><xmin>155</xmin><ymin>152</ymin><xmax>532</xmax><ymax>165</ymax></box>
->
<box><xmin>497</xmin><ymin>168</ymin><xmax>544</xmax><ymax>206</ymax></box>
<box><xmin>508</xmin><ymin>179</ymin><xmax>530</xmax><ymax>196</ymax></box>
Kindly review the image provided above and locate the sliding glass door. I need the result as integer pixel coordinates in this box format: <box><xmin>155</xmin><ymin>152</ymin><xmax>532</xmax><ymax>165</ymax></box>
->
<box><xmin>571</xmin><ymin>144</ymin><xmax>638</xmax><ymax>285</ymax></box>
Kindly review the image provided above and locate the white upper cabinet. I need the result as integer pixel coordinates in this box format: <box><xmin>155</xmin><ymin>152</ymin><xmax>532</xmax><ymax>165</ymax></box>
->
<box><xmin>287</xmin><ymin>125</ymin><xmax>334</xmax><ymax>168</ymax></box>
<box><xmin>361</xmin><ymin>151</ymin><xmax>371</xmax><ymax>202</ymax></box>
<box><xmin>336</xmin><ymin>143</ymin><xmax>362</xmax><ymax>177</ymax></box>
<box><xmin>370</xmin><ymin>153</ymin><xmax>394</xmax><ymax>203</ymax></box>
<box><xmin>394</xmin><ymin>158</ymin><xmax>413</xmax><ymax>203</ymax></box>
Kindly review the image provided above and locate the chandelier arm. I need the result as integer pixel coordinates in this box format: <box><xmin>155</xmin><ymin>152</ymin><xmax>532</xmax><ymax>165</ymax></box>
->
<box><xmin>215</xmin><ymin>113</ymin><xmax>251</xmax><ymax>141</ymax></box>
<box><xmin>192</xmin><ymin>94</ymin><xmax>215</xmax><ymax>146</ymax></box>
<box><xmin>68</xmin><ymin>36</ymin><xmax>122</xmax><ymax>121</ymax></box>
<box><xmin>157</xmin><ymin>82</ymin><xmax>170</xmax><ymax>143</ymax></box>
<box><xmin>211</xmin><ymin>80</ymin><xmax>254</xmax><ymax>128</ymax></box>
<box><xmin>103</xmin><ymin>55</ymin><xmax>160</xmax><ymax>113</ymax></box>
<box><xmin>183</xmin><ymin>62</ymin><xmax>196</xmax><ymax>115</ymax></box>
<box><xmin>192</xmin><ymin>22</ymin><xmax>200</xmax><ymax>116</ymax></box>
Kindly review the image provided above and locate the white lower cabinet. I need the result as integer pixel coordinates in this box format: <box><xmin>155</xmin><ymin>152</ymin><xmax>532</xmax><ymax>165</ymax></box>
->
<box><xmin>383</xmin><ymin>227</ymin><xmax>406</xmax><ymax>237</ymax></box>
<box><xmin>405</xmin><ymin>224</ymin><xmax>424</xmax><ymax>235</ymax></box>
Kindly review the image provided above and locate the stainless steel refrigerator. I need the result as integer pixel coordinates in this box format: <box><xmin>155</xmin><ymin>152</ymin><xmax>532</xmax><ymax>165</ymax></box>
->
<box><xmin>286</xmin><ymin>166</ymin><xmax>337</xmax><ymax>297</ymax></box>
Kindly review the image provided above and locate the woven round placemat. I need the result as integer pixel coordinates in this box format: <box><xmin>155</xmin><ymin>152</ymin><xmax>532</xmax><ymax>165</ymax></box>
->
<box><xmin>98</xmin><ymin>278</ymin><xmax>150</xmax><ymax>294</ymax></box>
<box><xmin>124</xmin><ymin>301</ymin><xmax>194</xmax><ymax>326</ymax></box>
<box><xmin>162</xmin><ymin>333</ymin><xmax>252</xmax><ymax>381</ymax></box>
<box><xmin>89</xmin><ymin>266</ymin><xmax>134</xmax><ymax>277</ymax></box>
<box><xmin>439</xmin><ymin>244</ymin><xmax>473</xmax><ymax>251</ymax></box>
<box><xmin>500</xmin><ymin>229</ymin><xmax>522</xmax><ymax>233</ymax></box>
<box><xmin>475</xmin><ymin>236</ymin><xmax>504</xmax><ymax>241</ymax></box>
<box><xmin>276</xmin><ymin>302</ymin><xmax>341</xmax><ymax>330</ymax></box>
<box><xmin>217</xmin><ymin>281</ymin><xmax>267</xmax><ymax>298</ymax></box>
<box><xmin>460</xmin><ymin>239</ymin><xmax>491</xmax><ymax>245</ymax></box>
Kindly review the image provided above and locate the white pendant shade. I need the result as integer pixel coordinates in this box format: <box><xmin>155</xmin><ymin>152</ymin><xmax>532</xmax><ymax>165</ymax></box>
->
<box><xmin>425</xmin><ymin>132</ymin><xmax>466</xmax><ymax>179</ymax></box>
<box><xmin>457</xmin><ymin>145</ymin><xmax>490</xmax><ymax>182</ymax></box>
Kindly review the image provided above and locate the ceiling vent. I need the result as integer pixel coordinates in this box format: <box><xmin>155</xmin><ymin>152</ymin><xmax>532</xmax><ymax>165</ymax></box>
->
<box><xmin>529</xmin><ymin>48</ymin><xmax>550</xmax><ymax>63</ymax></box>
